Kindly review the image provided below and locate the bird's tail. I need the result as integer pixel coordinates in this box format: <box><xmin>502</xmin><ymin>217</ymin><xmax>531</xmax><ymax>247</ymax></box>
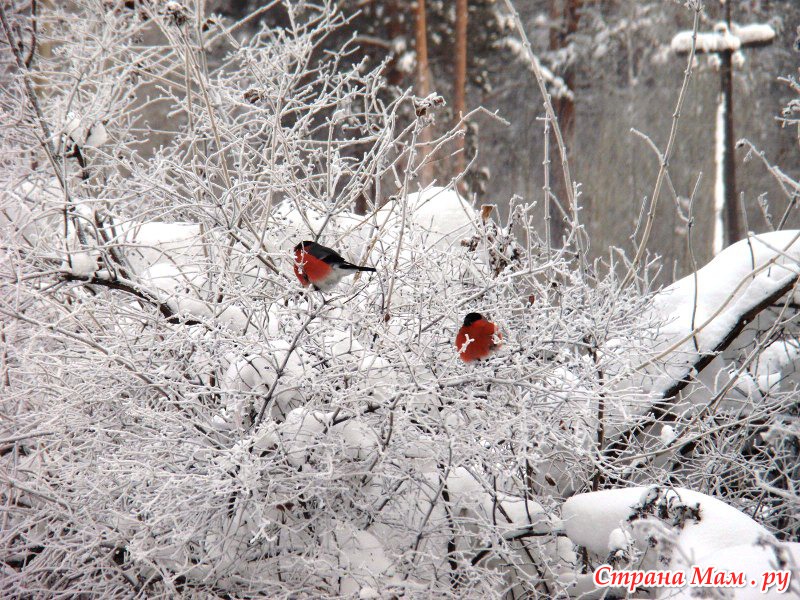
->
<box><xmin>339</xmin><ymin>263</ymin><xmax>377</xmax><ymax>272</ymax></box>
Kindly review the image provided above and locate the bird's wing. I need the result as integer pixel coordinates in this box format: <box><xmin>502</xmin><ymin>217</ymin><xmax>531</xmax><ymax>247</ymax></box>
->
<box><xmin>307</xmin><ymin>242</ymin><xmax>348</xmax><ymax>265</ymax></box>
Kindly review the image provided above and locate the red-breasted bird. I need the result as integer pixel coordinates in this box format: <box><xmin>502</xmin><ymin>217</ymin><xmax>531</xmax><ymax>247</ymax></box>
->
<box><xmin>455</xmin><ymin>312</ymin><xmax>502</xmax><ymax>362</ymax></box>
<box><xmin>293</xmin><ymin>240</ymin><xmax>377</xmax><ymax>291</ymax></box>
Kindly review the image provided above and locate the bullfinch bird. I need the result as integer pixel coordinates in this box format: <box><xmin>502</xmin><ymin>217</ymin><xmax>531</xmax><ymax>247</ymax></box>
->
<box><xmin>455</xmin><ymin>313</ymin><xmax>502</xmax><ymax>362</ymax></box>
<box><xmin>293</xmin><ymin>240</ymin><xmax>377</xmax><ymax>291</ymax></box>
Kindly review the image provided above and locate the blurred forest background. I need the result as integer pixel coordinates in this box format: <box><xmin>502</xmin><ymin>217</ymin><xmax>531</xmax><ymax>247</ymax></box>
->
<box><xmin>131</xmin><ymin>0</ymin><xmax>799</xmax><ymax>282</ymax></box>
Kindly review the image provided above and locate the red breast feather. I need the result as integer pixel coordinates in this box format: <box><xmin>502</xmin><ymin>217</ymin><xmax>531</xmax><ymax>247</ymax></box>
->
<box><xmin>293</xmin><ymin>254</ymin><xmax>310</xmax><ymax>287</ymax></box>
<box><xmin>456</xmin><ymin>319</ymin><xmax>501</xmax><ymax>362</ymax></box>
<box><xmin>294</xmin><ymin>248</ymin><xmax>335</xmax><ymax>289</ymax></box>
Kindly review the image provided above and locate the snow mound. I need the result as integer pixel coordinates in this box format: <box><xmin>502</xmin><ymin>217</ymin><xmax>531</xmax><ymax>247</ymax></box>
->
<box><xmin>563</xmin><ymin>486</ymin><xmax>771</xmax><ymax>561</ymax></box>
<box><xmin>119</xmin><ymin>221</ymin><xmax>205</xmax><ymax>274</ymax></box>
<box><xmin>377</xmin><ymin>186</ymin><xmax>479</xmax><ymax>249</ymax></box>
<box><xmin>2</xmin><ymin>179</ymin><xmax>63</xmax><ymax>245</ymax></box>
<box><xmin>563</xmin><ymin>486</ymin><xmax>787</xmax><ymax>597</ymax></box>
<box><xmin>648</xmin><ymin>231</ymin><xmax>800</xmax><ymax>396</ymax></box>
<box><xmin>669</xmin><ymin>542</ymin><xmax>799</xmax><ymax>599</ymax></box>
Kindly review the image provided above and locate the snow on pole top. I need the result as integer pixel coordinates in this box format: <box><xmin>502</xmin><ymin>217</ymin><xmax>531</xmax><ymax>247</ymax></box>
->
<box><xmin>731</xmin><ymin>22</ymin><xmax>777</xmax><ymax>46</ymax></box>
<box><xmin>671</xmin><ymin>22</ymin><xmax>775</xmax><ymax>55</ymax></box>
<box><xmin>671</xmin><ymin>24</ymin><xmax>740</xmax><ymax>54</ymax></box>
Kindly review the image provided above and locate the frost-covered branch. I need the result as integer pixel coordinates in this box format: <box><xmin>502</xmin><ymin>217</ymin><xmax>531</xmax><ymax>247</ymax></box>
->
<box><xmin>1</xmin><ymin>0</ymin><xmax>798</xmax><ymax>597</ymax></box>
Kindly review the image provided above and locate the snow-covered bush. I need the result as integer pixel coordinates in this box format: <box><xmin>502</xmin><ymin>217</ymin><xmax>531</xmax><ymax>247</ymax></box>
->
<box><xmin>1</xmin><ymin>1</ymin><xmax>798</xmax><ymax>597</ymax></box>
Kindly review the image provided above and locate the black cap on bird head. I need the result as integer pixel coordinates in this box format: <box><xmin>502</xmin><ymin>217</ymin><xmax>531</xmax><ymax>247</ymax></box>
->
<box><xmin>294</xmin><ymin>241</ymin><xmax>314</xmax><ymax>252</ymax></box>
<box><xmin>463</xmin><ymin>312</ymin><xmax>485</xmax><ymax>327</ymax></box>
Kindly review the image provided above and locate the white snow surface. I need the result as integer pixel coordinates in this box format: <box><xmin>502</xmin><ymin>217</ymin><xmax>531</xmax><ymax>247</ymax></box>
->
<box><xmin>334</xmin><ymin>526</ymin><xmax>401</xmax><ymax>596</ymax></box>
<box><xmin>66</xmin><ymin>249</ymin><xmax>99</xmax><ymax>276</ymax></box>
<box><xmin>757</xmin><ymin>338</ymin><xmax>800</xmax><ymax>375</ymax></box>
<box><xmin>563</xmin><ymin>486</ymin><xmax>771</xmax><ymax>559</ymax></box>
<box><xmin>668</xmin><ymin>542</ymin><xmax>800</xmax><ymax>599</ymax></box>
<box><xmin>671</xmin><ymin>28</ymin><xmax>741</xmax><ymax>54</ymax></box>
<box><xmin>118</xmin><ymin>221</ymin><xmax>205</xmax><ymax>273</ymax></box>
<box><xmin>376</xmin><ymin>186</ymin><xmax>480</xmax><ymax>250</ymax></box>
<box><xmin>607</xmin><ymin>527</ymin><xmax>632</xmax><ymax>552</ymax></box>
<box><xmin>659</xmin><ymin>424</ymin><xmax>676</xmax><ymax>445</ymax></box>
<box><xmin>396</xmin><ymin>51</ymin><xmax>415</xmax><ymax>74</ymax></box>
<box><xmin>3</xmin><ymin>178</ymin><xmax>66</xmax><ymax>244</ymax></box>
<box><xmin>563</xmin><ymin>486</ymin><xmax>783</xmax><ymax>597</ymax></box>
<box><xmin>647</xmin><ymin>230</ymin><xmax>800</xmax><ymax>396</ymax></box>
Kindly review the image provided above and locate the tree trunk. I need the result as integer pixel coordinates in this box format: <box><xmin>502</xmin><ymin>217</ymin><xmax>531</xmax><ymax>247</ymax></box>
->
<box><xmin>547</xmin><ymin>0</ymin><xmax>581</xmax><ymax>247</ymax></box>
<box><xmin>385</xmin><ymin>0</ymin><xmax>405</xmax><ymax>87</ymax></box>
<box><xmin>353</xmin><ymin>0</ymin><xmax>407</xmax><ymax>215</ymax></box>
<box><xmin>415</xmin><ymin>0</ymin><xmax>434</xmax><ymax>185</ymax></box>
<box><xmin>453</xmin><ymin>0</ymin><xmax>468</xmax><ymax>183</ymax></box>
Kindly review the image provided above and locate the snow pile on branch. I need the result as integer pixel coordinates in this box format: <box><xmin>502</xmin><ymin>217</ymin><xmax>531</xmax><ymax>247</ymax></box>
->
<box><xmin>646</xmin><ymin>231</ymin><xmax>800</xmax><ymax>397</ymax></box>
<box><xmin>376</xmin><ymin>185</ymin><xmax>480</xmax><ymax>249</ymax></box>
<box><xmin>563</xmin><ymin>486</ymin><xmax>799</xmax><ymax>598</ymax></box>
<box><xmin>673</xmin><ymin>542</ymin><xmax>800</xmax><ymax>599</ymax></box>
<box><xmin>671</xmin><ymin>24</ymin><xmax>741</xmax><ymax>54</ymax></box>
<box><xmin>2</xmin><ymin>178</ymin><xmax>64</xmax><ymax>245</ymax></box>
<box><xmin>63</xmin><ymin>112</ymin><xmax>108</xmax><ymax>149</ymax></box>
<box><xmin>564</xmin><ymin>486</ymin><xmax>771</xmax><ymax>560</ymax></box>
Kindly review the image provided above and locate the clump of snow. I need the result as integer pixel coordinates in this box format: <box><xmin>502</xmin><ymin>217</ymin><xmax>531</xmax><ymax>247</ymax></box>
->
<box><xmin>607</xmin><ymin>527</ymin><xmax>632</xmax><ymax>552</ymax></box>
<box><xmin>334</xmin><ymin>526</ymin><xmax>401</xmax><ymax>596</ymax></box>
<box><xmin>396</xmin><ymin>51</ymin><xmax>416</xmax><ymax>74</ymax></box>
<box><xmin>671</xmin><ymin>28</ymin><xmax>741</xmax><ymax>55</ymax></box>
<box><xmin>564</xmin><ymin>486</ymin><xmax>771</xmax><ymax>559</ymax></box>
<box><xmin>221</xmin><ymin>342</ymin><xmax>306</xmax><ymax>427</ymax></box>
<box><xmin>3</xmin><ymin>178</ymin><xmax>65</xmax><ymax>245</ymax></box>
<box><xmin>65</xmin><ymin>250</ymin><xmax>99</xmax><ymax>276</ymax></box>
<box><xmin>138</xmin><ymin>262</ymin><xmax>209</xmax><ymax>316</ymax></box>
<box><xmin>756</xmin><ymin>339</ymin><xmax>800</xmax><ymax>379</ymax></box>
<box><xmin>256</xmin><ymin>408</ymin><xmax>327</xmax><ymax>466</ymax></box>
<box><xmin>119</xmin><ymin>221</ymin><xmax>205</xmax><ymax>274</ymax></box>
<box><xmin>63</xmin><ymin>112</ymin><xmax>108</xmax><ymax>149</ymax></box>
<box><xmin>255</xmin><ymin>405</ymin><xmax>379</xmax><ymax>467</ymax></box>
<box><xmin>659</xmin><ymin>424</ymin><xmax>676</xmax><ymax>445</ymax></box>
